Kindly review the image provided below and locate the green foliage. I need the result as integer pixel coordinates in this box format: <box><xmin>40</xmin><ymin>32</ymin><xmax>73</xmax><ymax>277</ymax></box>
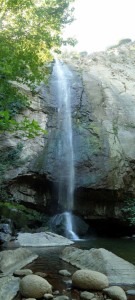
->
<box><xmin>122</xmin><ymin>198</ymin><xmax>135</xmax><ymax>225</ymax></box>
<box><xmin>0</xmin><ymin>0</ymin><xmax>75</xmax><ymax>135</ymax></box>
<box><xmin>0</xmin><ymin>201</ymin><xmax>45</xmax><ymax>229</ymax></box>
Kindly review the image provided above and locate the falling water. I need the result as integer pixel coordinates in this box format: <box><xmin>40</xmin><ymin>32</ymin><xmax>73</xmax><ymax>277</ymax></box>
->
<box><xmin>54</xmin><ymin>59</ymin><xmax>78</xmax><ymax>240</ymax></box>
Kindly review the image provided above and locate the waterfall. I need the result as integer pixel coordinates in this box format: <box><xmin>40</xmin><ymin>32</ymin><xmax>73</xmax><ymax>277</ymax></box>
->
<box><xmin>53</xmin><ymin>59</ymin><xmax>78</xmax><ymax>240</ymax></box>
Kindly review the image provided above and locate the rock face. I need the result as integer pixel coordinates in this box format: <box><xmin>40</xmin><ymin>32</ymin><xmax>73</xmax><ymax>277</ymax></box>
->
<box><xmin>0</xmin><ymin>247</ymin><xmax>38</xmax><ymax>275</ymax></box>
<box><xmin>2</xmin><ymin>42</ymin><xmax>135</xmax><ymax>222</ymax></box>
<box><xmin>60</xmin><ymin>247</ymin><xmax>135</xmax><ymax>285</ymax></box>
<box><xmin>20</xmin><ymin>274</ymin><xmax>52</xmax><ymax>298</ymax></box>
<box><xmin>72</xmin><ymin>269</ymin><xmax>109</xmax><ymax>290</ymax></box>
<box><xmin>0</xmin><ymin>276</ymin><xmax>20</xmax><ymax>300</ymax></box>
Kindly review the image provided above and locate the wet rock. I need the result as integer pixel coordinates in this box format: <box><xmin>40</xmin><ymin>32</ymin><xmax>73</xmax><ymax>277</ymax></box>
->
<box><xmin>126</xmin><ymin>290</ymin><xmax>135</xmax><ymax>296</ymax></box>
<box><xmin>80</xmin><ymin>291</ymin><xmax>95</xmax><ymax>300</ymax></box>
<box><xmin>58</xmin><ymin>270</ymin><xmax>71</xmax><ymax>276</ymax></box>
<box><xmin>44</xmin><ymin>293</ymin><xmax>54</xmax><ymax>299</ymax></box>
<box><xmin>20</xmin><ymin>274</ymin><xmax>52</xmax><ymax>298</ymax></box>
<box><xmin>51</xmin><ymin>213</ymin><xmax>89</xmax><ymax>237</ymax></box>
<box><xmin>62</xmin><ymin>279</ymin><xmax>72</xmax><ymax>287</ymax></box>
<box><xmin>14</xmin><ymin>269</ymin><xmax>33</xmax><ymax>276</ymax></box>
<box><xmin>0</xmin><ymin>248</ymin><xmax>38</xmax><ymax>275</ymax></box>
<box><xmin>22</xmin><ymin>298</ymin><xmax>36</xmax><ymax>300</ymax></box>
<box><xmin>0</xmin><ymin>232</ymin><xmax>12</xmax><ymax>244</ymax></box>
<box><xmin>34</xmin><ymin>271</ymin><xmax>48</xmax><ymax>278</ymax></box>
<box><xmin>61</xmin><ymin>247</ymin><xmax>135</xmax><ymax>285</ymax></box>
<box><xmin>53</xmin><ymin>290</ymin><xmax>60</xmax><ymax>295</ymax></box>
<box><xmin>0</xmin><ymin>275</ymin><xmax>20</xmax><ymax>300</ymax></box>
<box><xmin>17</xmin><ymin>232</ymin><xmax>74</xmax><ymax>246</ymax></box>
<box><xmin>53</xmin><ymin>296</ymin><xmax>69</xmax><ymax>300</ymax></box>
<box><xmin>103</xmin><ymin>286</ymin><xmax>127</xmax><ymax>300</ymax></box>
<box><xmin>0</xmin><ymin>223</ymin><xmax>12</xmax><ymax>234</ymax></box>
<box><xmin>22</xmin><ymin>299</ymin><xmax>36</xmax><ymax>300</ymax></box>
<box><xmin>72</xmin><ymin>269</ymin><xmax>109</xmax><ymax>290</ymax></box>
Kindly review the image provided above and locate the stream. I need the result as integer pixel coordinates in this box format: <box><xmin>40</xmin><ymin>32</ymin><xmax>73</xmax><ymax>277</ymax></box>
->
<box><xmin>9</xmin><ymin>237</ymin><xmax>135</xmax><ymax>300</ymax></box>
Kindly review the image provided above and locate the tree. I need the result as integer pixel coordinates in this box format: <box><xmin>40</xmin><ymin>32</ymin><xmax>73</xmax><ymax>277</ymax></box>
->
<box><xmin>0</xmin><ymin>0</ymin><xmax>75</xmax><ymax>136</ymax></box>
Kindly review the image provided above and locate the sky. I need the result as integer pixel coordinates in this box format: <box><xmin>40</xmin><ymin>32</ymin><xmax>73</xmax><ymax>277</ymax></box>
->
<box><xmin>63</xmin><ymin>0</ymin><xmax>135</xmax><ymax>53</ymax></box>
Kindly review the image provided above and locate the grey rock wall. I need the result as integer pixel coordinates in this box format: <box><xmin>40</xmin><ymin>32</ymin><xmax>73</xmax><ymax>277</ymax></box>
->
<box><xmin>1</xmin><ymin>43</ymin><xmax>135</xmax><ymax>222</ymax></box>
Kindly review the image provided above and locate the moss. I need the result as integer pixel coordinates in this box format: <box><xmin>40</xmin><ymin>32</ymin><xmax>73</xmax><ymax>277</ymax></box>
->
<box><xmin>0</xmin><ymin>201</ymin><xmax>45</xmax><ymax>229</ymax></box>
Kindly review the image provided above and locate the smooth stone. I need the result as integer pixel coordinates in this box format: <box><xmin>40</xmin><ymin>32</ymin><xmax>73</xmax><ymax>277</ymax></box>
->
<box><xmin>22</xmin><ymin>299</ymin><xmax>36</xmax><ymax>300</ymax></box>
<box><xmin>14</xmin><ymin>269</ymin><xmax>33</xmax><ymax>276</ymax></box>
<box><xmin>80</xmin><ymin>291</ymin><xmax>95</xmax><ymax>300</ymax></box>
<box><xmin>34</xmin><ymin>271</ymin><xmax>47</xmax><ymax>278</ymax></box>
<box><xmin>53</xmin><ymin>290</ymin><xmax>60</xmax><ymax>295</ymax></box>
<box><xmin>103</xmin><ymin>286</ymin><xmax>127</xmax><ymax>300</ymax></box>
<box><xmin>126</xmin><ymin>290</ymin><xmax>135</xmax><ymax>295</ymax></box>
<box><xmin>62</xmin><ymin>279</ymin><xmax>72</xmax><ymax>287</ymax></box>
<box><xmin>54</xmin><ymin>296</ymin><xmax>69</xmax><ymax>300</ymax></box>
<box><xmin>72</xmin><ymin>269</ymin><xmax>109</xmax><ymax>290</ymax></box>
<box><xmin>44</xmin><ymin>293</ymin><xmax>54</xmax><ymax>299</ymax></box>
<box><xmin>20</xmin><ymin>274</ymin><xmax>52</xmax><ymax>299</ymax></box>
<box><xmin>59</xmin><ymin>270</ymin><xmax>71</xmax><ymax>276</ymax></box>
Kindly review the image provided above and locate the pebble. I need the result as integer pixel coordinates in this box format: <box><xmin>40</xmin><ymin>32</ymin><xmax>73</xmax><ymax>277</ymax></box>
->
<box><xmin>59</xmin><ymin>270</ymin><xmax>71</xmax><ymax>277</ymax></box>
<box><xmin>14</xmin><ymin>269</ymin><xmax>33</xmax><ymax>276</ymax></box>
<box><xmin>22</xmin><ymin>298</ymin><xmax>36</xmax><ymax>300</ymax></box>
<box><xmin>80</xmin><ymin>291</ymin><xmax>95</xmax><ymax>300</ymax></box>
<box><xmin>53</xmin><ymin>291</ymin><xmax>60</xmax><ymax>295</ymax></box>
<box><xmin>54</xmin><ymin>296</ymin><xmax>69</xmax><ymax>300</ymax></box>
<box><xmin>126</xmin><ymin>290</ymin><xmax>135</xmax><ymax>296</ymax></box>
<box><xmin>34</xmin><ymin>271</ymin><xmax>48</xmax><ymax>278</ymax></box>
<box><xmin>44</xmin><ymin>293</ymin><xmax>54</xmax><ymax>299</ymax></box>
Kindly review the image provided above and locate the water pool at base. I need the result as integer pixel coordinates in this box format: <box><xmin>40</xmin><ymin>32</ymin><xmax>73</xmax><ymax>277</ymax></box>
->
<box><xmin>12</xmin><ymin>237</ymin><xmax>135</xmax><ymax>300</ymax></box>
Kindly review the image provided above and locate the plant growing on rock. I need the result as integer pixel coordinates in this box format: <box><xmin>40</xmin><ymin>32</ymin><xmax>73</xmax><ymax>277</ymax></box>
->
<box><xmin>0</xmin><ymin>201</ymin><xmax>46</xmax><ymax>230</ymax></box>
<box><xmin>122</xmin><ymin>198</ymin><xmax>135</xmax><ymax>225</ymax></box>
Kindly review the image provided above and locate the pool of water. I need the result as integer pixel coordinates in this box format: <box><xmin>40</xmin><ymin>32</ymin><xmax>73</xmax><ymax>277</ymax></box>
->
<box><xmin>3</xmin><ymin>237</ymin><xmax>135</xmax><ymax>300</ymax></box>
<box><xmin>75</xmin><ymin>237</ymin><xmax>135</xmax><ymax>265</ymax></box>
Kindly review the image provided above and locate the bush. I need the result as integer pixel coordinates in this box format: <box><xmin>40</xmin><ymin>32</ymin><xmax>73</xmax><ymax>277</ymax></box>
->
<box><xmin>122</xmin><ymin>198</ymin><xmax>135</xmax><ymax>225</ymax></box>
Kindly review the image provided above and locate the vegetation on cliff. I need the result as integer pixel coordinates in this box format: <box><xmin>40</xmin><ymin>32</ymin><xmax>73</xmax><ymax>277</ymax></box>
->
<box><xmin>0</xmin><ymin>0</ymin><xmax>75</xmax><ymax>135</ymax></box>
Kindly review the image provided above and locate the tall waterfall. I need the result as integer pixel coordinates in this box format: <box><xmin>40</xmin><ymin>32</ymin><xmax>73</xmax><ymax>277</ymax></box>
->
<box><xmin>54</xmin><ymin>59</ymin><xmax>78</xmax><ymax>240</ymax></box>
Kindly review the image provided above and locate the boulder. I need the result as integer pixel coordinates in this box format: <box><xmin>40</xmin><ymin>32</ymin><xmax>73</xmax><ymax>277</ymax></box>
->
<box><xmin>60</xmin><ymin>247</ymin><xmax>135</xmax><ymax>285</ymax></box>
<box><xmin>20</xmin><ymin>274</ymin><xmax>52</xmax><ymax>298</ymax></box>
<box><xmin>72</xmin><ymin>269</ymin><xmax>109</xmax><ymax>290</ymax></box>
<box><xmin>103</xmin><ymin>286</ymin><xmax>127</xmax><ymax>300</ymax></box>
<box><xmin>0</xmin><ymin>248</ymin><xmax>38</xmax><ymax>275</ymax></box>
<box><xmin>0</xmin><ymin>232</ymin><xmax>12</xmax><ymax>244</ymax></box>
<box><xmin>17</xmin><ymin>232</ymin><xmax>74</xmax><ymax>246</ymax></box>
<box><xmin>0</xmin><ymin>275</ymin><xmax>20</xmax><ymax>300</ymax></box>
<box><xmin>51</xmin><ymin>213</ymin><xmax>89</xmax><ymax>237</ymax></box>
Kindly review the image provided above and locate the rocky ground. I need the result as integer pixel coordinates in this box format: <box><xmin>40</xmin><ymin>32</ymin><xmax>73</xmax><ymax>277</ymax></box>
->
<box><xmin>0</xmin><ymin>246</ymin><xmax>135</xmax><ymax>300</ymax></box>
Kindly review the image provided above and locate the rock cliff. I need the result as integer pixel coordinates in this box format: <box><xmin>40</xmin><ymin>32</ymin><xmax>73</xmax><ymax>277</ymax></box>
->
<box><xmin>1</xmin><ymin>42</ymin><xmax>135</xmax><ymax>228</ymax></box>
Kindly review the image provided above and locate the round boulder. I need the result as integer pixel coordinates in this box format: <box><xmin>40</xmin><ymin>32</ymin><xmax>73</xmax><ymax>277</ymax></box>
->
<box><xmin>20</xmin><ymin>274</ymin><xmax>52</xmax><ymax>299</ymax></box>
<box><xmin>103</xmin><ymin>286</ymin><xmax>127</xmax><ymax>300</ymax></box>
<box><xmin>72</xmin><ymin>270</ymin><xmax>109</xmax><ymax>290</ymax></box>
